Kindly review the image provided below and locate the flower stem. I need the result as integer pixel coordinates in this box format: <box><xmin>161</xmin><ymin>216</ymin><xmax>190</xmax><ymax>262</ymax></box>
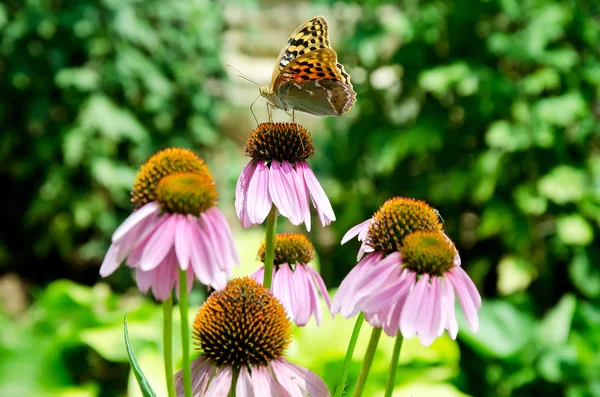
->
<box><xmin>262</xmin><ymin>205</ymin><xmax>278</xmax><ymax>289</ymax></box>
<box><xmin>333</xmin><ymin>313</ymin><xmax>364</xmax><ymax>397</ymax></box>
<box><xmin>162</xmin><ymin>296</ymin><xmax>176</xmax><ymax>397</ymax></box>
<box><xmin>228</xmin><ymin>368</ymin><xmax>239</xmax><ymax>397</ymax></box>
<box><xmin>352</xmin><ymin>326</ymin><xmax>382</xmax><ymax>397</ymax></box>
<box><xmin>384</xmin><ymin>332</ymin><xmax>404</xmax><ymax>397</ymax></box>
<box><xmin>178</xmin><ymin>269</ymin><xmax>192</xmax><ymax>397</ymax></box>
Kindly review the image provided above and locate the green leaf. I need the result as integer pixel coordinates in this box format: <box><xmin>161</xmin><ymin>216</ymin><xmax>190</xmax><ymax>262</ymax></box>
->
<box><xmin>556</xmin><ymin>214</ymin><xmax>594</xmax><ymax>246</ymax></box>
<box><xmin>537</xmin><ymin>294</ymin><xmax>576</xmax><ymax>347</ymax></box>
<box><xmin>538</xmin><ymin>165</ymin><xmax>587</xmax><ymax>204</ymax></box>
<box><xmin>569</xmin><ymin>249</ymin><xmax>600</xmax><ymax>298</ymax></box>
<box><xmin>124</xmin><ymin>315</ymin><xmax>157</xmax><ymax>397</ymax></box>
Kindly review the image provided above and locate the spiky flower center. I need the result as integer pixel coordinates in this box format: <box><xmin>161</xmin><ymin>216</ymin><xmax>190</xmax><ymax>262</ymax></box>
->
<box><xmin>400</xmin><ymin>231</ymin><xmax>456</xmax><ymax>275</ymax></box>
<box><xmin>245</xmin><ymin>122</ymin><xmax>314</xmax><ymax>162</ymax></box>
<box><xmin>258</xmin><ymin>233</ymin><xmax>314</xmax><ymax>266</ymax></box>
<box><xmin>366</xmin><ymin>197</ymin><xmax>443</xmax><ymax>253</ymax></box>
<box><xmin>154</xmin><ymin>172</ymin><xmax>217</xmax><ymax>215</ymax></box>
<box><xmin>192</xmin><ymin>277</ymin><xmax>291</xmax><ymax>369</ymax></box>
<box><xmin>131</xmin><ymin>148</ymin><xmax>212</xmax><ymax>208</ymax></box>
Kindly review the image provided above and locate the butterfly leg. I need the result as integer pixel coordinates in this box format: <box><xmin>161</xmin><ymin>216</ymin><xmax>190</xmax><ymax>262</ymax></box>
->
<box><xmin>267</xmin><ymin>103</ymin><xmax>274</xmax><ymax>123</ymax></box>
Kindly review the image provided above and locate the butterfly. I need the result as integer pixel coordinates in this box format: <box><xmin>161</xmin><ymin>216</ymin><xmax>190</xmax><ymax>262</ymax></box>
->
<box><xmin>259</xmin><ymin>16</ymin><xmax>356</xmax><ymax>118</ymax></box>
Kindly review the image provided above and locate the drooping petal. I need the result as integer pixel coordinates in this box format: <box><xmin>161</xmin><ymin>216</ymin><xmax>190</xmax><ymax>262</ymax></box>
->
<box><xmin>307</xmin><ymin>266</ymin><xmax>331</xmax><ymax>311</ymax></box>
<box><xmin>174</xmin><ymin>214</ymin><xmax>192</xmax><ymax>271</ymax></box>
<box><xmin>251</xmin><ymin>366</ymin><xmax>282</xmax><ymax>397</ymax></box>
<box><xmin>451</xmin><ymin>265</ymin><xmax>482</xmax><ymax>309</ymax></box>
<box><xmin>151</xmin><ymin>249</ymin><xmax>178</xmax><ymax>301</ymax></box>
<box><xmin>246</xmin><ymin>161</ymin><xmax>272</xmax><ymax>225</ymax></box>
<box><xmin>175</xmin><ymin>357</ymin><xmax>214</xmax><ymax>397</ymax></box>
<box><xmin>112</xmin><ymin>201</ymin><xmax>161</xmax><ymax>243</ymax></box>
<box><xmin>135</xmin><ymin>268</ymin><xmax>153</xmax><ymax>294</ymax></box>
<box><xmin>99</xmin><ymin>244</ymin><xmax>121</xmax><ymax>277</ymax></box>
<box><xmin>188</xmin><ymin>216</ymin><xmax>216</xmax><ymax>286</ymax></box>
<box><xmin>341</xmin><ymin>218</ymin><xmax>372</xmax><ymax>245</ymax></box>
<box><xmin>272</xmin><ymin>264</ymin><xmax>297</xmax><ymax>322</ymax></box>
<box><xmin>272</xmin><ymin>359</ymin><xmax>330</xmax><ymax>397</ymax></box>
<box><xmin>290</xmin><ymin>162</ymin><xmax>312</xmax><ymax>231</ymax></box>
<box><xmin>292</xmin><ymin>265</ymin><xmax>312</xmax><ymax>326</ymax></box>
<box><xmin>440</xmin><ymin>276</ymin><xmax>458</xmax><ymax>339</ymax></box>
<box><xmin>447</xmin><ymin>268</ymin><xmax>480</xmax><ymax>333</ymax></box>
<box><xmin>236</xmin><ymin>366</ymin><xmax>254</xmax><ymax>397</ymax></box>
<box><xmin>140</xmin><ymin>214</ymin><xmax>177</xmax><ymax>271</ymax></box>
<box><xmin>205</xmin><ymin>207</ymin><xmax>240</xmax><ymax>266</ymax></box>
<box><xmin>205</xmin><ymin>366</ymin><xmax>233</xmax><ymax>396</ymax></box>
<box><xmin>301</xmin><ymin>265</ymin><xmax>323</xmax><ymax>325</ymax></box>
<box><xmin>235</xmin><ymin>161</ymin><xmax>258</xmax><ymax>218</ymax></box>
<box><xmin>269</xmin><ymin>161</ymin><xmax>301</xmax><ymax>224</ymax></box>
<box><xmin>416</xmin><ymin>276</ymin><xmax>443</xmax><ymax>347</ymax></box>
<box><xmin>400</xmin><ymin>274</ymin><xmax>430</xmax><ymax>338</ymax></box>
<box><xmin>297</xmin><ymin>160</ymin><xmax>335</xmax><ymax>226</ymax></box>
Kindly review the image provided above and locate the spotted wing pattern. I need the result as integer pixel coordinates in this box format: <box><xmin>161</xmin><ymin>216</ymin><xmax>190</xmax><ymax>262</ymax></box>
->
<box><xmin>270</xmin><ymin>16</ymin><xmax>331</xmax><ymax>87</ymax></box>
<box><xmin>274</xmin><ymin>48</ymin><xmax>356</xmax><ymax>116</ymax></box>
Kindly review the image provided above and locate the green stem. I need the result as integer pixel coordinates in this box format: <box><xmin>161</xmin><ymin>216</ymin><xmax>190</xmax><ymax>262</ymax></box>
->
<box><xmin>333</xmin><ymin>313</ymin><xmax>365</xmax><ymax>397</ymax></box>
<box><xmin>228</xmin><ymin>368</ymin><xmax>239</xmax><ymax>397</ymax></box>
<box><xmin>383</xmin><ymin>332</ymin><xmax>404</xmax><ymax>397</ymax></box>
<box><xmin>178</xmin><ymin>269</ymin><xmax>192</xmax><ymax>397</ymax></box>
<box><xmin>262</xmin><ymin>205</ymin><xmax>278</xmax><ymax>289</ymax></box>
<box><xmin>352</xmin><ymin>327</ymin><xmax>382</xmax><ymax>397</ymax></box>
<box><xmin>162</xmin><ymin>296</ymin><xmax>176</xmax><ymax>397</ymax></box>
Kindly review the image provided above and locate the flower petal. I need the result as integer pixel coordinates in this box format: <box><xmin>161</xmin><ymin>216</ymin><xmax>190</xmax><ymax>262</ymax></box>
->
<box><xmin>112</xmin><ymin>201</ymin><xmax>161</xmax><ymax>243</ymax></box>
<box><xmin>440</xmin><ymin>276</ymin><xmax>458</xmax><ymax>339</ymax></box>
<box><xmin>246</xmin><ymin>161</ymin><xmax>272</xmax><ymax>225</ymax></box>
<box><xmin>341</xmin><ymin>218</ymin><xmax>372</xmax><ymax>245</ymax></box>
<box><xmin>400</xmin><ymin>274</ymin><xmax>430</xmax><ymax>338</ymax></box>
<box><xmin>269</xmin><ymin>161</ymin><xmax>301</xmax><ymax>224</ymax></box>
<box><xmin>235</xmin><ymin>161</ymin><xmax>258</xmax><ymax>218</ymax></box>
<box><xmin>205</xmin><ymin>366</ymin><xmax>233</xmax><ymax>396</ymax></box>
<box><xmin>273</xmin><ymin>264</ymin><xmax>297</xmax><ymax>322</ymax></box>
<box><xmin>297</xmin><ymin>160</ymin><xmax>335</xmax><ymax>225</ymax></box>
<box><xmin>447</xmin><ymin>268</ymin><xmax>480</xmax><ymax>333</ymax></box>
<box><xmin>140</xmin><ymin>214</ymin><xmax>177</xmax><ymax>271</ymax></box>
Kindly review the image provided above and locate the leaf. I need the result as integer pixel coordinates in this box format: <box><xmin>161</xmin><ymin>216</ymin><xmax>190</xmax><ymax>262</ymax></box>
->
<box><xmin>537</xmin><ymin>294</ymin><xmax>576</xmax><ymax>347</ymax></box>
<box><xmin>569</xmin><ymin>249</ymin><xmax>600</xmax><ymax>298</ymax></box>
<box><xmin>556</xmin><ymin>214</ymin><xmax>594</xmax><ymax>246</ymax></box>
<box><xmin>538</xmin><ymin>165</ymin><xmax>587</xmax><ymax>205</ymax></box>
<box><xmin>124</xmin><ymin>315</ymin><xmax>157</xmax><ymax>397</ymax></box>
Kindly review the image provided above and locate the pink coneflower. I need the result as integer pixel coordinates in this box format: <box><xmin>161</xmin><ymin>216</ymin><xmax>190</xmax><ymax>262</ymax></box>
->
<box><xmin>235</xmin><ymin>122</ymin><xmax>335</xmax><ymax>231</ymax></box>
<box><xmin>174</xmin><ymin>277</ymin><xmax>330</xmax><ymax>396</ymax></box>
<box><xmin>332</xmin><ymin>197</ymin><xmax>481</xmax><ymax>346</ymax></box>
<box><xmin>250</xmin><ymin>233</ymin><xmax>331</xmax><ymax>326</ymax></box>
<box><xmin>99</xmin><ymin>148</ymin><xmax>239</xmax><ymax>299</ymax></box>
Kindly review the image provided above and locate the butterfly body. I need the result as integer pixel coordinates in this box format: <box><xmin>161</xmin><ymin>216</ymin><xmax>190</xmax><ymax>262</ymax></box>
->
<box><xmin>260</xmin><ymin>16</ymin><xmax>356</xmax><ymax>117</ymax></box>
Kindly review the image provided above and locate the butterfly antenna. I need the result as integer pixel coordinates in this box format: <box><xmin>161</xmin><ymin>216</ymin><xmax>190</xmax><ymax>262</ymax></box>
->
<box><xmin>249</xmin><ymin>93</ymin><xmax>260</xmax><ymax>126</ymax></box>
<box><xmin>226</xmin><ymin>63</ymin><xmax>260</xmax><ymax>86</ymax></box>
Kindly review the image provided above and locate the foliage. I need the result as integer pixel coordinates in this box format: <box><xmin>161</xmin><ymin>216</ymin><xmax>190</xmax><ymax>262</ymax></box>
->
<box><xmin>316</xmin><ymin>0</ymin><xmax>600</xmax><ymax>396</ymax></box>
<box><xmin>1</xmin><ymin>0</ymin><xmax>600</xmax><ymax>396</ymax></box>
<box><xmin>0</xmin><ymin>0</ymin><xmax>225</xmax><ymax>283</ymax></box>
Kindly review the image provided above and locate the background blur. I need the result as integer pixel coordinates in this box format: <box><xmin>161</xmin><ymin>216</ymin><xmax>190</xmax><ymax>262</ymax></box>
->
<box><xmin>2</xmin><ymin>0</ymin><xmax>600</xmax><ymax>396</ymax></box>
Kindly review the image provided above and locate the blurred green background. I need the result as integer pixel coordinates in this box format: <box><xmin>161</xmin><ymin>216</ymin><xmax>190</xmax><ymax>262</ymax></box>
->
<box><xmin>2</xmin><ymin>0</ymin><xmax>600</xmax><ymax>396</ymax></box>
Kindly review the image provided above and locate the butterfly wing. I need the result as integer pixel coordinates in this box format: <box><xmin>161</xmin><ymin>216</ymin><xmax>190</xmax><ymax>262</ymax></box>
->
<box><xmin>274</xmin><ymin>48</ymin><xmax>356</xmax><ymax>116</ymax></box>
<box><xmin>270</xmin><ymin>16</ymin><xmax>331</xmax><ymax>88</ymax></box>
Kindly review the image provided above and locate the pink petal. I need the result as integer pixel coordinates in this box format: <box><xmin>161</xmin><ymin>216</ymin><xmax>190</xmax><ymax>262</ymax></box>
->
<box><xmin>290</xmin><ymin>162</ymin><xmax>312</xmax><ymax>231</ymax></box>
<box><xmin>416</xmin><ymin>276</ymin><xmax>443</xmax><ymax>347</ymax></box>
<box><xmin>272</xmin><ymin>359</ymin><xmax>329</xmax><ymax>397</ymax></box>
<box><xmin>447</xmin><ymin>269</ymin><xmax>480</xmax><ymax>333</ymax></box>
<box><xmin>135</xmin><ymin>268</ymin><xmax>153</xmax><ymax>294</ymax></box>
<box><xmin>400</xmin><ymin>274</ymin><xmax>430</xmax><ymax>338</ymax></box>
<box><xmin>236</xmin><ymin>366</ymin><xmax>253</xmax><ymax>397</ymax></box>
<box><xmin>151</xmin><ymin>249</ymin><xmax>178</xmax><ymax>301</ymax></box>
<box><xmin>268</xmin><ymin>161</ymin><xmax>301</xmax><ymax>224</ymax></box>
<box><xmin>273</xmin><ymin>264</ymin><xmax>297</xmax><ymax>322</ymax></box>
<box><xmin>205</xmin><ymin>366</ymin><xmax>233</xmax><ymax>396</ymax></box>
<box><xmin>99</xmin><ymin>244</ymin><xmax>121</xmax><ymax>277</ymax></box>
<box><xmin>452</xmin><ymin>265</ymin><xmax>482</xmax><ymax>309</ymax></box>
<box><xmin>187</xmin><ymin>218</ymin><xmax>216</xmax><ymax>287</ymax></box>
<box><xmin>301</xmin><ymin>265</ymin><xmax>323</xmax><ymax>325</ymax></box>
<box><xmin>246</xmin><ymin>161</ymin><xmax>272</xmax><ymax>225</ymax></box>
<box><xmin>175</xmin><ymin>357</ymin><xmax>214</xmax><ymax>396</ymax></box>
<box><xmin>249</xmin><ymin>266</ymin><xmax>265</xmax><ymax>283</ymax></box>
<box><xmin>112</xmin><ymin>201</ymin><xmax>161</xmax><ymax>242</ymax></box>
<box><xmin>126</xmin><ymin>216</ymin><xmax>168</xmax><ymax>267</ymax></box>
<box><xmin>292</xmin><ymin>266</ymin><xmax>312</xmax><ymax>326</ymax></box>
<box><xmin>174</xmin><ymin>214</ymin><xmax>192</xmax><ymax>271</ymax></box>
<box><xmin>140</xmin><ymin>214</ymin><xmax>177</xmax><ymax>271</ymax></box>
<box><xmin>307</xmin><ymin>266</ymin><xmax>331</xmax><ymax>311</ymax></box>
<box><xmin>205</xmin><ymin>207</ymin><xmax>240</xmax><ymax>266</ymax></box>
<box><xmin>198</xmin><ymin>214</ymin><xmax>228</xmax><ymax>272</ymax></box>
<box><xmin>235</xmin><ymin>161</ymin><xmax>258</xmax><ymax>217</ymax></box>
<box><xmin>341</xmin><ymin>218</ymin><xmax>372</xmax><ymax>245</ymax></box>
<box><xmin>440</xmin><ymin>277</ymin><xmax>458</xmax><ymax>339</ymax></box>
<box><xmin>251</xmin><ymin>366</ymin><xmax>279</xmax><ymax>397</ymax></box>
<box><xmin>297</xmin><ymin>160</ymin><xmax>335</xmax><ymax>226</ymax></box>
